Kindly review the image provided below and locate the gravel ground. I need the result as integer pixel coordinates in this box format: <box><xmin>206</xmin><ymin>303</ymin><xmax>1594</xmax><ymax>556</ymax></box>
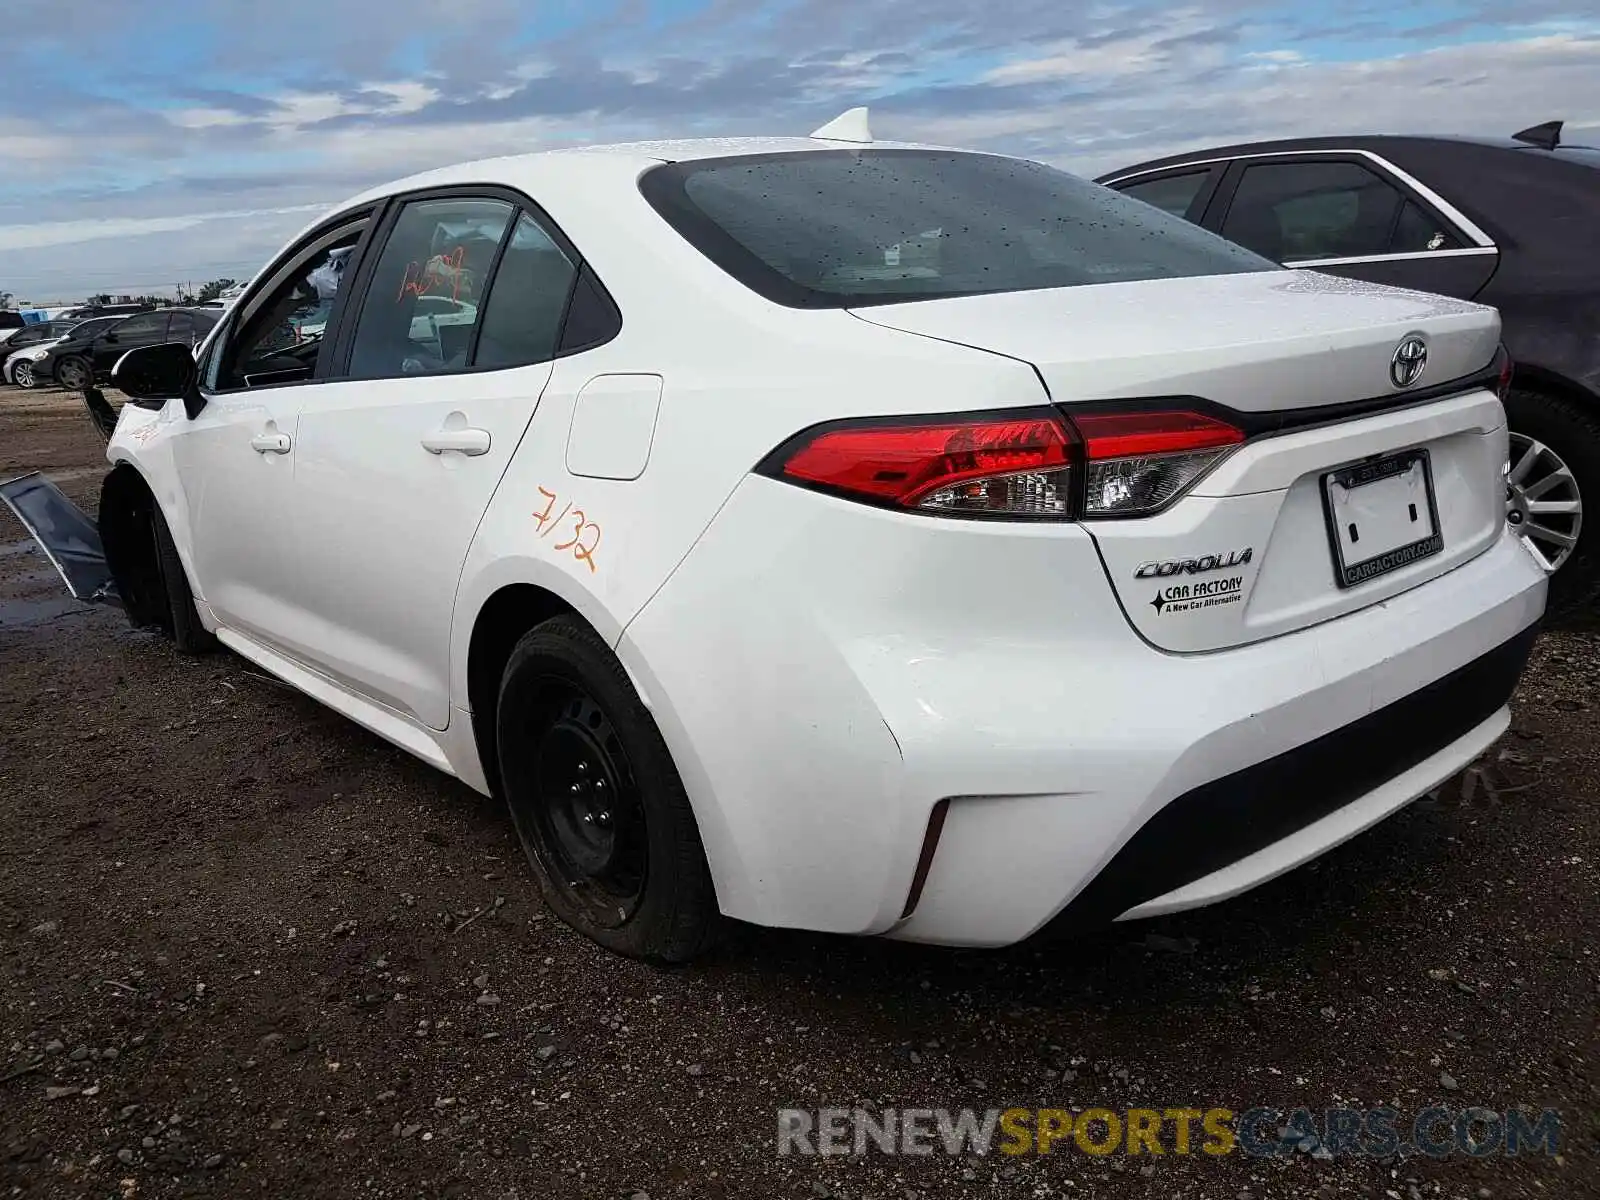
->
<box><xmin>1</xmin><ymin>389</ymin><xmax>1596</xmax><ymax>1200</ymax></box>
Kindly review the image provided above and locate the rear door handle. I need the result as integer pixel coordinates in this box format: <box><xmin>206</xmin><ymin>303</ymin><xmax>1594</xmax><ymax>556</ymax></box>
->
<box><xmin>251</xmin><ymin>431</ymin><xmax>291</xmax><ymax>454</ymax></box>
<box><xmin>421</xmin><ymin>427</ymin><xmax>491</xmax><ymax>456</ymax></box>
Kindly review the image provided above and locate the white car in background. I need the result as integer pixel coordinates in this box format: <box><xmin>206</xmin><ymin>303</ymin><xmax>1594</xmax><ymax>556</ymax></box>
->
<box><xmin>95</xmin><ymin>112</ymin><xmax>1545</xmax><ymax>963</ymax></box>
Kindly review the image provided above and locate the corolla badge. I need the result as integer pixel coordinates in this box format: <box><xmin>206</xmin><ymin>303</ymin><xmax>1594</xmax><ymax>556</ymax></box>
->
<box><xmin>1134</xmin><ymin>548</ymin><xmax>1253</xmax><ymax>578</ymax></box>
<box><xmin>1390</xmin><ymin>335</ymin><xmax>1429</xmax><ymax>389</ymax></box>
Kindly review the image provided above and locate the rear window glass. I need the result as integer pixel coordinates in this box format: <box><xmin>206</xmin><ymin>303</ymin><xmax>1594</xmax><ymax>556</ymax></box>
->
<box><xmin>639</xmin><ymin>150</ymin><xmax>1273</xmax><ymax>308</ymax></box>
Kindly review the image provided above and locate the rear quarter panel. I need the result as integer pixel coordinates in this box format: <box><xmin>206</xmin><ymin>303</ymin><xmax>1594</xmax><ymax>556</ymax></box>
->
<box><xmin>447</xmin><ymin>154</ymin><xmax>1051</xmax><ymax>720</ymax></box>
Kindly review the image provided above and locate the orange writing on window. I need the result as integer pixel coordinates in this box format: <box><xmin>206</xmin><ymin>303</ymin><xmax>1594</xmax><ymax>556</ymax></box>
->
<box><xmin>397</xmin><ymin>245</ymin><xmax>468</xmax><ymax>304</ymax></box>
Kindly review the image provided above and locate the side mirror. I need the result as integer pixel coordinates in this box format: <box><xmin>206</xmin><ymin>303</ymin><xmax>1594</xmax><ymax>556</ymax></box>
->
<box><xmin>112</xmin><ymin>343</ymin><xmax>199</xmax><ymax>413</ymax></box>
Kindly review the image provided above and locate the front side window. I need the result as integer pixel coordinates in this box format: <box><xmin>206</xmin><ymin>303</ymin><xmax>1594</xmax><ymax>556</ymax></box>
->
<box><xmin>215</xmin><ymin>226</ymin><xmax>366</xmax><ymax>391</ymax></box>
<box><xmin>344</xmin><ymin>197</ymin><xmax>514</xmax><ymax>380</ymax></box>
<box><xmin>1117</xmin><ymin>170</ymin><xmax>1211</xmax><ymax>220</ymax></box>
<box><xmin>640</xmin><ymin>150</ymin><xmax>1271</xmax><ymax>308</ymax></box>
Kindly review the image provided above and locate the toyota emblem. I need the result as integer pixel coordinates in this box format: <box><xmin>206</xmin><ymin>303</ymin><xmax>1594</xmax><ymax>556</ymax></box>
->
<box><xmin>1390</xmin><ymin>335</ymin><xmax>1429</xmax><ymax>389</ymax></box>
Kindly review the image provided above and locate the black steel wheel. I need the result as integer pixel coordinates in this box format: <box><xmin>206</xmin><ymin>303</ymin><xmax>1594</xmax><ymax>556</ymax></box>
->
<box><xmin>527</xmin><ymin>685</ymin><xmax>648</xmax><ymax>927</ymax></box>
<box><xmin>496</xmin><ymin>615</ymin><xmax>719</xmax><ymax>963</ymax></box>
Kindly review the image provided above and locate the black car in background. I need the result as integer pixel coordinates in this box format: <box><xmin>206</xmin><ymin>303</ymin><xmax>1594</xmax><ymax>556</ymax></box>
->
<box><xmin>2</xmin><ymin>317</ymin><xmax>76</xmax><ymax>352</ymax></box>
<box><xmin>1099</xmin><ymin>120</ymin><xmax>1600</xmax><ymax>619</ymax></box>
<box><xmin>37</xmin><ymin>307</ymin><xmax>221</xmax><ymax>391</ymax></box>
<box><xmin>3</xmin><ymin>318</ymin><xmax>116</xmax><ymax>388</ymax></box>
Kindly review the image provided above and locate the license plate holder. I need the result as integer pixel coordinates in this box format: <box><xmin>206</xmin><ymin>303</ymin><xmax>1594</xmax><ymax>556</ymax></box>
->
<box><xmin>1321</xmin><ymin>449</ymin><xmax>1443</xmax><ymax>589</ymax></box>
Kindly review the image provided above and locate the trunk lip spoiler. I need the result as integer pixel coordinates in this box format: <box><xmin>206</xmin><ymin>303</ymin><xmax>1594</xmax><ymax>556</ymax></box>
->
<box><xmin>1044</xmin><ymin>347</ymin><xmax>1509</xmax><ymax>444</ymax></box>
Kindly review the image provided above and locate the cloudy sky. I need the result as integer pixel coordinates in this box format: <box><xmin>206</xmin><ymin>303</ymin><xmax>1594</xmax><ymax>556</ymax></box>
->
<box><xmin>3</xmin><ymin>0</ymin><xmax>1597</xmax><ymax>301</ymax></box>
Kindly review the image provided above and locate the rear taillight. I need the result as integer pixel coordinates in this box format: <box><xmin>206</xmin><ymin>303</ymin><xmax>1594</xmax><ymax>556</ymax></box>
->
<box><xmin>774</xmin><ymin>410</ymin><xmax>1075</xmax><ymax>518</ymax></box>
<box><xmin>1494</xmin><ymin>344</ymin><xmax>1513</xmax><ymax>401</ymax></box>
<box><xmin>1073</xmin><ymin>410</ymin><xmax>1244</xmax><ymax>518</ymax></box>
<box><xmin>760</xmin><ymin>407</ymin><xmax>1244</xmax><ymax>520</ymax></box>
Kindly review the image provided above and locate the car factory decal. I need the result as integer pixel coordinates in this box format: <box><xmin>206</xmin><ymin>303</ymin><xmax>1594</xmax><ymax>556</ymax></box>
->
<box><xmin>1149</xmin><ymin>575</ymin><xmax>1245</xmax><ymax>615</ymax></box>
<box><xmin>1137</xmin><ymin>548</ymin><xmax>1255</xmax><ymax>617</ymax></box>
<box><xmin>534</xmin><ymin>486</ymin><xmax>602</xmax><ymax>572</ymax></box>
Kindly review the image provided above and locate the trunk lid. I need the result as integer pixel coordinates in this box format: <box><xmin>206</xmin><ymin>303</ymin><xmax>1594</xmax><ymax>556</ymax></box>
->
<box><xmin>850</xmin><ymin>270</ymin><xmax>1500</xmax><ymax>411</ymax></box>
<box><xmin>852</xmin><ymin>271</ymin><xmax>1508</xmax><ymax>652</ymax></box>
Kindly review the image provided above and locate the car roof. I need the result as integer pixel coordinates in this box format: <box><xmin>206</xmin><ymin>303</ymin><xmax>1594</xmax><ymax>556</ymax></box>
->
<box><xmin>1098</xmin><ymin>132</ymin><xmax>1600</xmax><ymax>180</ymax></box>
<box><xmin>336</xmin><ymin>134</ymin><xmax>958</xmax><ymax>212</ymax></box>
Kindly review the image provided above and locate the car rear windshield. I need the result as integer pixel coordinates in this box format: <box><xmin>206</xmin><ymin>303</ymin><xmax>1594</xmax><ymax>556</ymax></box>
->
<box><xmin>639</xmin><ymin>149</ymin><xmax>1274</xmax><ymax>308</ymax></box>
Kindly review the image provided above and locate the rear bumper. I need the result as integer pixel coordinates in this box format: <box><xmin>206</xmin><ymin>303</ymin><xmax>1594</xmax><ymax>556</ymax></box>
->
<box><xmin>1045</xmin><ymin>620</ymin><xmax>1536</xmax><ymax>932</ymax></box>
<box><xmin>622</xmin><ymin>474</ymin><xmax>1547</xmax><ymax>945</ymax></box>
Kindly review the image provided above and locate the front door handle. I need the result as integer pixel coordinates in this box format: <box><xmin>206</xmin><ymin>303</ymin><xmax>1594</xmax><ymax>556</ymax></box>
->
<box><xmin>251</xmin><ymin>431</ymin><xmax>291</xmax><ymax>454</ymax></box>
<box><xmin>421</xmin><ymin>427</ymin><xmax>491</xmax><ymax>456</ymax></box>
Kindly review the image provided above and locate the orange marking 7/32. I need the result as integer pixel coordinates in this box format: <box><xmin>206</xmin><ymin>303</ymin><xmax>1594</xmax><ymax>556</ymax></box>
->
<box><xmin>534</xmin><ymin>486</ymin><xmax>601</xmax><ymax>572</ymax></box>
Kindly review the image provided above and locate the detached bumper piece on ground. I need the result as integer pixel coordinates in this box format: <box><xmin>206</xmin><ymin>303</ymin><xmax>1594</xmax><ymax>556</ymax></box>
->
<box><xmin>0</xmin><ymin>472</ymin><xmax>119</xmax><ymax>606</ymax></box>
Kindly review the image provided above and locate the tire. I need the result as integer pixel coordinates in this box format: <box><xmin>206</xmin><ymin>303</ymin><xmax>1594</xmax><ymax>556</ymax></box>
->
<box><xmin>150</xmin><ymin>502</ymin><xmax>218</xmax><ymax>654</ymax></box>
<box><xmin>496</xmin><ymin>616</ymin><xmax>719</xmax><ymax>963</ymax></box>
<box><xmin>13</xmin><ymin>360</ymin><xmax>36</xmax><ymax>389</ymax></box>
<box><xmin>55</xmin><ymin>355</ymin><xmax>90</xmax><ymax>391</ymax></box>
<box><xmin>1504</xmin><ymin>387</ymin><xmax>1600</xmax><ymax>622</ymax></box>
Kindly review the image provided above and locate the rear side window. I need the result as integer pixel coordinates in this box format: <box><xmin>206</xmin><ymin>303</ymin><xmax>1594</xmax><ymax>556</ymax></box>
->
<box><xmin>1218</xmin><ymin>160</ymin><xmax>1452</xmax><ymax>262</ymax></box>
<box><xmin>1391</xmin><ymin>200</ymin><xmax>1464</xmax><ymax>253</ymax></box>
<box><xmin>111</xmin><ymin>312</ymin><xmax>169</xmax><ymax>339</ymax></box>
<box><xmin>1117</xmin><ymin>171</ymin><xmax>1211</xmax><ymax>220</ymax></box>
<box><xmin>472</xmin><ymin>212</ymin><xmax>578</xmax><ymax>369</ymax></box>
<box><xmin>345</xmin><ymin>197</ymin><xmax>514</xmax><ymax>380</ymax></box>
<box><xmin>640</xmin><ymin>150</ymin><xmax>1272</xmax><ymax>308</ymax></box>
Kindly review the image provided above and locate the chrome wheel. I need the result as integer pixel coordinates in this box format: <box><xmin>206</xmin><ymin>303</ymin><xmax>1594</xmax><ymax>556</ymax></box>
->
<box><xmin>1506</xmin><ymin>431</ymin><xmax>1582</xmax><ymax>573</ymax></box>
<box><xmin>13</xmin><ymin>361</ymin><xmax>34</xmax><ymax>388</ymax></box>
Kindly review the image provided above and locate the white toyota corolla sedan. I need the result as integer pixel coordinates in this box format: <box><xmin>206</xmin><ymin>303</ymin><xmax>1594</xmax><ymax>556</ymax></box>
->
<box><xmin>99</xmin><ymin>112</ymin><xmax>1547</xmax><ymax>962</ymax></box>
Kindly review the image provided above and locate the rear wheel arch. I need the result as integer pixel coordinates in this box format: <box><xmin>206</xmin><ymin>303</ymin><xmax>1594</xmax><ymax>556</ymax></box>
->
<box><xmin>465</xmin><ymin>583</ymin><xmax>587</xmax><ymax>798</ymax></box>
<box><xmin>1509</xmin><ymin>362</ymin><xmax>1600</xmax><ymax>411</ymax></box>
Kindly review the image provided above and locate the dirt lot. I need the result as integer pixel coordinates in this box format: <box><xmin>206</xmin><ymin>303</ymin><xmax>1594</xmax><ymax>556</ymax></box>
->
<box><xmin>1</xmin><ymin>389</ymin><xmax>1596</xmax><ymax>1200</ymax></box>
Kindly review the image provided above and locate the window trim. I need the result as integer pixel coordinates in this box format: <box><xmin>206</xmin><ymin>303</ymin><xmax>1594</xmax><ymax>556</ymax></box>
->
<box><xmin>326</xmin><ymin>182</ymin><xmax>618</xmax><ymax>383</ymax></box>
<box><xmin>1102</xmin><ymin>149</ymin><xmax>1496</xmax><ymax>265</ymax></box>
<box><xmin>202</xmin><ymin>207</ymin><xmax>382</xmax><ymax>397</ymax></box>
